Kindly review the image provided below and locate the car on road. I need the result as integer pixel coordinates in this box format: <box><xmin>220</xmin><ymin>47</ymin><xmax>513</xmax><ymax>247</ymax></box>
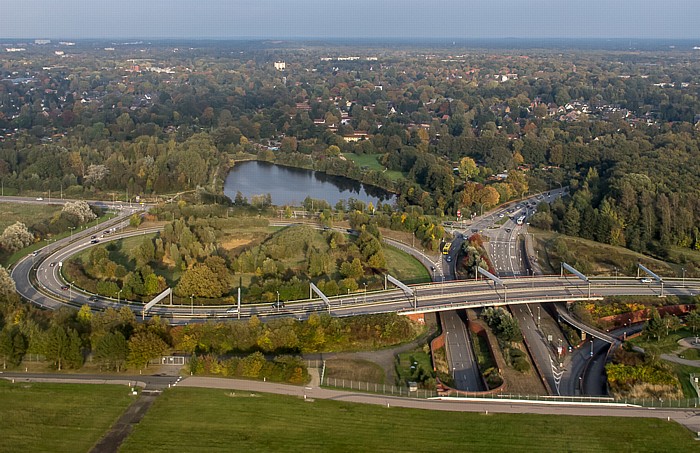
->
<box><xmin>60</xmin><ymin>285</ymin><xmax>69</xmax><ymax>290</ymax></box>
<box><xmin>89</xmin><ymin>296</ymin><xmax>99</xmax><ymax>301</ymax></box>
<box><xmin>641</xmin><ymin>278</ymin><xmax>652</xmax><ymax>283</ymax></box>
<box><xmin>90</xmin><ymin>239</ymin><xmax>100</xmax><ymax>244</ymax></box>
<box><xmin>446</xmin><ymin>255</ymin><xmax>452</xmax><ymax>262</ymax></box>
<box><xmin>36</xmin><ymin>197</ymin><xmax>43</xmax><ymax>201</ymax></box>
<box><xmin>505</xmin><ymin>228</ymin><xmax>511</xmax><ymax>233</ymax></box>
<box><xmin>49</xmin><ymin>262</ymin><xmax>56</xmax><ymax>267</ymax></box>
<box><xmin>499</xmin><ymin>213</ymin><xmax>504</xmax><ymax>218</ymax></box>
<box><xmin>91</xmin><ymin>235</ymin><xmax>97</xmax><ymax>239</ymax></box>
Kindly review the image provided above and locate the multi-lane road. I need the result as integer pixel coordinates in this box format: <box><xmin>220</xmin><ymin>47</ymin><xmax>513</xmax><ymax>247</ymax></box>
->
<box><xmin>6</xmin><ymin>194</ymin><xmax>696</xmax><ymax>400</ymax></box>
<box><xmin>12</xmin><ymin>208</ymin><xmax>700</xmax><ymax>323</ymax></box>
<box><xmin>442</xmin><ymin>310</ymin><xmax>484</xmax><ymax>391</ymax></box>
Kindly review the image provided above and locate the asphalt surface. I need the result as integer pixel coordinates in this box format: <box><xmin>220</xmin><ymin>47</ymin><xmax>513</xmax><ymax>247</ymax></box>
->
<box><xmin>0</xmin><ymin>371</ymin><xmax>179</xmax><ymax>389</ymax></box>
<box><xmin>441</xmin><ymin>310</ymin><xmax>484</xmax><ymax>391</ymax></box>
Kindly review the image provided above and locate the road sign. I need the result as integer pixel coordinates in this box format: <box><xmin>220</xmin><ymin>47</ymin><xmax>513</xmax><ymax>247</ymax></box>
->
<box><xmin>457</xmin><ymin>209</ymin><xmax>461</xmax><ymax>217</ymax></box>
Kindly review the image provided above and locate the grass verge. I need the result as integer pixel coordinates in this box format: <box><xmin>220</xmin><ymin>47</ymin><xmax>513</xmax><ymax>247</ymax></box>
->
<box><xmin>669</xmin><ymin>363</ymin><xmax>700</xmax><ymax>398</ymax></box>
<box><xmin>120</xmin><ymin>387</ymin><xmax>699</xmax><ymax>452</ymax></box>
<box><xmin>384</xmin><ymin>244</ymin><xmax>431</xmax><ymax>285</ymax></box>
<box><xmin>0</xmin><ymin>380</ymin><xmax>133</xmax><ymax>453</ymax></box>
<box><xmin>630</xmin><ymin>328</ymin><xmax>695</xmax><ymax>354</ymax></box>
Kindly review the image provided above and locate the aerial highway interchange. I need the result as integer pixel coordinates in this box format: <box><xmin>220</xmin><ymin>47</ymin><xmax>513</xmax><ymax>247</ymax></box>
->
<box><xmin>5</xmin><ymin>192</ymin><xmax>699</xmax><ymax>399</ymax></box>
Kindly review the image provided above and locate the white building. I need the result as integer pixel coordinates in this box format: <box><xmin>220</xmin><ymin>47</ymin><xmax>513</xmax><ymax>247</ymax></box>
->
<box><xmin>274</xmin><ymin>61</ymin><xmax>286</xmax><ymax>71</ymax></box>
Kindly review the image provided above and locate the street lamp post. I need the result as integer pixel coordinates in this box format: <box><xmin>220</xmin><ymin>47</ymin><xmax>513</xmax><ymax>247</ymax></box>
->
<box><xmin>190</xmin><ymin>294</ymin><xmax>194</xmax><ymax>315</ymax></box>
<box><xmin>69</xmin><ymin>226</ymin><xmax>75</xmax><ymax>240</ymax></box>
<box><xmin>363</xmin><ymin>283</ymin><xmax>367</xmax><ymax>303</ymax></box>
<box><xmin>117</xmin><ymin>289</ymin><xmax>123</xmax><ymax>304</ymax></box>
<box><xmin>682</xmin><ymin>267</ymin><xmax>686</xmax><ymax>288</ymax></box>
<box><xmin>614</xmin><ymin>267</ymin><xmax>618</xmax><ymax>284</ymax></box>
<box><xmin>276</xmin><ymin>291</ymin><xmax>280</xmax><ymax>310</ymax></box>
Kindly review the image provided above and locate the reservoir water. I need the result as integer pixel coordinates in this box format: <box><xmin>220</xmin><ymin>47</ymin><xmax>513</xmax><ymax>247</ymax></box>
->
<box><xmin>224</xmin><ymin>161</ymin><xmax>396</xmax><ymax>207</ymax></box>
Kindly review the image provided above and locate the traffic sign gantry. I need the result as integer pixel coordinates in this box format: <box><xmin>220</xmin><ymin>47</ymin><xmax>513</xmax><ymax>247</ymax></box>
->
<box><xmin>637</xmin><ymin>263</ymin><xmax>665</xmax><ymax>297</ymax></box>
<box><xmin>478</xmin><ymin>266</ymin><xmax>507</xmax><ymax>303</ymax></box>
<box><xmin>310</xmin><ymin>282</ymin><xmax>331</xmax><ymax>313</ymax></box>
<box><xmin>386</xmin><ymin>274</ymin><xmax>416</xmax><ymax>309</ymax></box>
<box><xmin>561</xmin><ymin>262</ymin><xmax>591</xmax><ymax>299</ymax></box>
<box><xmin>142</xmin><ymin>288</ymin><xmax>172</xmax><ymax>320</ymax></box>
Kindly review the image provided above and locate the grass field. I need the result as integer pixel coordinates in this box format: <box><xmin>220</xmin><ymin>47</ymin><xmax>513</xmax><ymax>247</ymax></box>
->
<box><xmin>342</xmin><ymin>153</ymin><xmax>405</xmax><ymax>181</ymax></box>
<box><xmin>325</xmin><ymin>359</ymin><xmax>386</xmax><ymax>384</ymax></box>
<box><xmin>0</xmin><ymin>380</ymin><xmax>133</xmax><ymax>453</ymax></box>
<box><xmin>395</xmin><ymin>349</ymin><xmax>433</xmax><ymax>386</ymax></box>
<box><xmin>630</xmin><ymin>328</ymin><xmax>694</xmax><ymax>354</ymax></box>
<box><xmin>0</xmin><ymin>201</ymin><xmax>63</xmax><ymax>232</ymax></box>
<box><xmin>671</xmin><ymin>363</ymin><xmax>700</xmax><ymax>398</ymax></box>
<box><xmin>120</xmin><ymin>387</ymin><xmax>699</xmax><ymax>452</ymax></box>
<box><xmin>384</xmin><ymin>244</ymin><xmax>431</xmax><ymax>284</ymax></box>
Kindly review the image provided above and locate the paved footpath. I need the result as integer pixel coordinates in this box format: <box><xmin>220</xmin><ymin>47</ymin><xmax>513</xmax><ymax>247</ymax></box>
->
<box><xmin>178</xmin><ymin>376</ymin><xmax>700</xmax><ymax>435</ymax></box>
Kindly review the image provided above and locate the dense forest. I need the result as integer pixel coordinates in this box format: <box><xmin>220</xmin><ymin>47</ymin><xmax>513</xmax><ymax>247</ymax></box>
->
<box><xmin>0</xmin><ymin>42</ymin><xmax>699</xmax><ymax>261</ymax></box>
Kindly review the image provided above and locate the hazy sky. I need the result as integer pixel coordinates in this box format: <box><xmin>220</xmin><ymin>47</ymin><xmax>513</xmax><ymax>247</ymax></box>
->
<box><xmin>2</xmin><ymin>0</ymin><xmax>699</xmax><ymax>40</ymax></box>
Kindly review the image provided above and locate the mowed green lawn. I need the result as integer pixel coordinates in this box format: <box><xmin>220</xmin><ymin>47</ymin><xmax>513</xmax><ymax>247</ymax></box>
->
<box><xmin>342</xmin><ymin>153</ymin><xmax>405</xmax><ymax>181</ymax></box>
<box><xmin>384</xmin><ymin>245</ymin><xmax>431</xmax><ymax>285</ymax></box>
<box><xmin>121</xmin><ymin>387</ymin><xmax>698</xmax><ymax>453</ymax></box>
<box><xmin>0</xmin><ymin>380</ymin><xmax>133</xmax><ymax>453</ymax></box>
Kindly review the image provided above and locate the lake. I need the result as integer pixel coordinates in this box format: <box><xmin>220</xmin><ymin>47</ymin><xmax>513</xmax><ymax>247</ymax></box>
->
<box><xmin>223</xmin><ymin>161</ymin><xmax>396</xmax><ymax>207</ymax></box>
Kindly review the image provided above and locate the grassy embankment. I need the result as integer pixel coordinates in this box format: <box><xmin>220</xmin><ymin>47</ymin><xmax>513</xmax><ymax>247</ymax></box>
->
<box><xmin>532</xmin><ymin>229</ymin><xmax>680</xmax><ymax>277</ymax></box>
<box><xmin>0</xmin><ymin>380</ymin><xmax>133</xmax><ymax>453</ymax></box>
<box><xmin>120</xmin><ymin>387</ymin><xmax>699</xmax><ymax>452</ymax></box>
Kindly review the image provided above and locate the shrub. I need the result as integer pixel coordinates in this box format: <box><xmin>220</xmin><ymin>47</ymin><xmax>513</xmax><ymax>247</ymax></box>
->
<box><xmin>512</xmin><ymin>356</ymin><xmax>531</xmax><ymax>373</ymax></box>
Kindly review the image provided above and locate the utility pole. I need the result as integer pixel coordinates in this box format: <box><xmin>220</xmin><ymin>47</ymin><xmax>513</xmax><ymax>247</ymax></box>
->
<box><xmin>682</xmin><ymin>267</ymin><xmax>686</xmax><ymax>288</ymax></box>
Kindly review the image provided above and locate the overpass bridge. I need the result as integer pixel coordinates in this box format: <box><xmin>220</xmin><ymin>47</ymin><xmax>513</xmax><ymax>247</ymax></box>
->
<box><xmin>11</xmin><ymin>215</ymin><xmax>700</xmax><ymax>324</ymax></box>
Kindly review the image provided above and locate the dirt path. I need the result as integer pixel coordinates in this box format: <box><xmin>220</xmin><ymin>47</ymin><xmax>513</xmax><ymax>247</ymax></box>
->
<box><xmin>90</xmin><ymin>391</ymin><xmax>160</xmax><ymax>453</ymax></box>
